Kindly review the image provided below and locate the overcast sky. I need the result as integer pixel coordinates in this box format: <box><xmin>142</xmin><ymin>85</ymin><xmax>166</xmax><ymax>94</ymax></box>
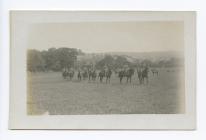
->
<box><xmin>28</xmin><ymin>21</ymin><xmax>184</xmax><ymax>53</ymax></box>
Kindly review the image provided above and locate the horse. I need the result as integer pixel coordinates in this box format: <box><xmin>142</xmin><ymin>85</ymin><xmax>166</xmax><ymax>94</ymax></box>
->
<box><xmin>125</xmin><ymin>68</ymin><xmax>134</xmax><ymax>83</ymax></box>
<box><xmin>62</xmin><ymin>70</ymin><xmax>69</xmax><ymax>79</ymax></box>
<box><xmin>137</xmin><ymin>68</ymin><xmax>143</xmax><ymax>84</ymax></box>
<box><xmin>92</xmin><ymin>70</ymin><xmax>97</xmax><ymax>81</ymax></box>
<box><xmin>82</xmin><ymin>70</ymin><xmax>88</xmax><ymax>80</ymax></box>
<box><xmin>105</xmin><ymin>69</ymin><xmax>112</xmax><ymax>83</ymax></box>
<box><xmin>77</xmin><ymin>70</ymin><xmax>82</xmax><ymax>81</ymax></box>
<box><xmin>141</xmin><ymin>67</ymin><xmax>149</xmax><ymax>84</ymax></box>
<box><xmin>118</xmin><ymin>70</ymin><xmax>125</xmax><ymax>84</ymax></box>
<box><xmin>151</xmin><ymin>68</ymin><xmax>158</xmax><ymax>76</ymax></box>
<box><xmin>62</xmin><ymin>67</ymin><xmax>69</xmax><ymax>79</ymax></box>
<box><xmin>99</xmin><ymin>70</ymin><xmax>105</xmax><ymax>83</ymax></box>
<box><xmin>88</xmin><ymin>69</ymin><xmax>93</xmax><ymax>81</ymax></box>
<box><xmin>68</xmin><ymin>69</ymin><xmax>75</xmax><ymax>80</ymax></box>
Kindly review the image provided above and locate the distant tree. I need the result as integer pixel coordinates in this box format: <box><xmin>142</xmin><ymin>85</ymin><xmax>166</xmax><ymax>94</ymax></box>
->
<box><xmin>96</xmin><ymin>55</ymin><xmax>115</xmax><ymax>69</ymax></box>
<box><xmin>113</xmin><ymin>56</ymin><xmax>130</xmax><ymax>69</ymax></box>
<box><xmin>27</xmin><ymin>47</ymin><xmax>80</xmax><ymax>72</ymax></box>
<box><xmin>40</xmin><ymin>48</ymin><xmax>58</xmax><ymax>71</ymax></box>
<box><xmin>133</xmin><ymin>59</ymin><xmax>141</xmax><ymax>67</ymax></box>
<box><xmin>141</xmin><ymin>59</ymin><xmax>152</xmax><ymax>67</ymax></box>
<box><xmin>27</xmin><ymin>47</ymin><xmax>184</xmax><ymax>72</ymax></box>
<box><xmin>56</xmin><ymin>48</ymin><xmax>78</xmax><ymax>69</ymax></box>
<box><xmin>27</xmin><ymin>49</ymin><xmax>45</xmax><ymax>72</ymax></box>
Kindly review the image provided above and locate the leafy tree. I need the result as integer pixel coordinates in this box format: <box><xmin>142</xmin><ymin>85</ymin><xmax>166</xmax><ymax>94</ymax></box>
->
<box><xmin>96</xmin><ymin>55</ymin><xmax>115</xmax><ymax>69</ymax></box>
<box><xmin>27</xmin><ymin>47</ymin><xmax>184</xmax><ymax>72</ymax></box>
<box><xmin>27</xmin><ymin>47</ymin><xmax>79</xmax><ymax>72</ymax></box>
<box><xmin>56</xmin><ymin>48</ymin><xmax>78</xmax><ymax>69</ymax></box>
<box><xmin>113</xmin><ymin>56</ymin><xmax>130</xmax><ymax>69</ymax></box>
<box><xmin>27</xmin><ymin>49</ymin><xmax>45</xmax><ymax>72</ymax></box>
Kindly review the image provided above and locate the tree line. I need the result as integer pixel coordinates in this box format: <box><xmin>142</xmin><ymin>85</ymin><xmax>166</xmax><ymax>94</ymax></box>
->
<box><xmin>27</xmin><ymin>47</ymin><xmax>183</xmax><ymax>72</ymax></box>
<box><xmin>27</xmin><ymin>48</ymin><xmax>83</xmax><ymax>72</ymax></box>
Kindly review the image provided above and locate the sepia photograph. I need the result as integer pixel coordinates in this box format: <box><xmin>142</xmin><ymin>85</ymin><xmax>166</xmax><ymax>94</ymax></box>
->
<box><xmin>27</xmin><ymin>21</ymin><xmax>185</xmax><ymax>115</ymax></box>
<box><xmin>9</xmin><ymin>11</ymin><xmax>196</xmax><ymax>129</ymax></box>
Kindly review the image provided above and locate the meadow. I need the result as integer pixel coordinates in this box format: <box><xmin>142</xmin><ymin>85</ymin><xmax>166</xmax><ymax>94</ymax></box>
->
<box><xmin>27</xmin><ymin>67</ymin><xmax>185</xmax><ymax>115</ymax></box>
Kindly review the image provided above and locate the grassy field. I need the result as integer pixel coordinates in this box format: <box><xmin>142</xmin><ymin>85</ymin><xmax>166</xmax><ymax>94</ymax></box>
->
<box><xmin>27</xmin><ymin>68</ymin><xmax>185</xmax><ymax>115</ymax></box>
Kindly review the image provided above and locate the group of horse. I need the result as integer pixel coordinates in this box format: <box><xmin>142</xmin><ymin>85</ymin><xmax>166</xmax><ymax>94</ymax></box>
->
<box><xmin>62</xmin><ymin>66</ymin><xmax>154</xmax><ymax>84</ymax></box>
<box><xmin>62</xmin><ymin>68</ymin><xmax>112</xmax><ymax>83</ymax></box>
